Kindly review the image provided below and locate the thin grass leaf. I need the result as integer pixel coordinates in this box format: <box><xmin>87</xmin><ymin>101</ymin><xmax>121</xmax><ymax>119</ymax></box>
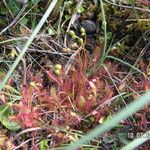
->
<box><xmin>88</xmin><ymin>0</ymin><xmax>107</xmax><ymax>75</ymax></box>
<box><xmin>39</xmin><ymin>139</ymin><xmax>49</xmax><ymax>150</ymax></box>
<box><xmin>4</xmin><ymin>85</ymin><xmax>20</xmax><ymax>95</ymax></box>
<box><xmin>99</xmin><ymin>0</ymin><xmax>107</xmax><ymax>54</ymax></box>
<box><xmin>106</xmin><ymin>55</ymin><xmax>146</xmax><ymax>76</ymax></box>
<box><xmin>129</xmin><ymin>0</ymin><xmax>139</xmax><ymax>19</ymax></box>
<box><xmin>65</xmin><ymin>91</ymin><xmax>150</xmax><ymax>150</ymax></box>
<box><xmin>0</xmin><ymin>0</ymin><xmax>58</xmax><ymax>91</ymax></box>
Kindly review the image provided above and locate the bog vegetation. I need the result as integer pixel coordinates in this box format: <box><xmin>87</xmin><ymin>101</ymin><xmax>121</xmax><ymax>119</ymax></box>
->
<box><xmin>0</xmin><ymin>0</ymin><xmax>150</xmax><ymax>149</ymax></box>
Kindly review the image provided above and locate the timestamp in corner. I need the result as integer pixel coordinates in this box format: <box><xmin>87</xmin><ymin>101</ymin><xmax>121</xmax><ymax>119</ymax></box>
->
<box><xmin>127</xmin><ymin>131</ymin><xmax>150</xmax><ymax>139</ymax></box>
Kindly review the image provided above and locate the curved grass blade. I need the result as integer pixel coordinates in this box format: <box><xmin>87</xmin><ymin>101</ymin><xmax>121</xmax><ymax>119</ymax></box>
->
<box><xmin>106</xmin><ymin>55</ymin><xmax>146</xmax><ymax>77</ymax></box>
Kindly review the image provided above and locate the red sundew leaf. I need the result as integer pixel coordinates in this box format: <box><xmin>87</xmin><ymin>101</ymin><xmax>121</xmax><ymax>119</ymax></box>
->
<box><xmin>132</xmin><ymin>81</ymin><xmax>145</xmax><ymax>92</ymax></box>
<box><xmin>37</xmin><ymin>90</ymin><xmax>58</xmax><ymax>111</ymax></box>
<box><xmin>69</xmin><ymin>73</ymin><xmax>81</xmax><ymax>97</ymax></box>
<box><xmin>50</xmin><ymin>86</ymin><xmax>64</xmax><ymax>110</ymax></box>
<box><xmin>139</xmin><ymin>60</ymin><xmax>146</xmax><ymax>72</ymax></box>
<box><xmin>90</xmin><ymin>108</ymin><xmax>106</xmax><ymax>123</ymax></box>
<box><xmin>97</xmin><ymin>89</ymin><xmax>114</xmax><ymax>107</ymax></box>
<box><xmin>145</xmin><ymin>80</ymin><xmax>150</xmax><ymax>91</ymax></box>
<box><xmin>135</xmin><ymin>113</ymin><xmax>149</xmax><ymax>127</ymax></box>
<box><xmin>92</xmin><ymin>46</ymin><xmax>101</xmax><ymax>63</ymax></box>
<box><xmin>89</xmin><ymin>81</ymin><xmax>97</xmax><ymax>97</ymax></box>
<box><xmin>118</xmin><ymin>82</ymin><xmax>126</xmax><ymax>92</ymax></box>
<box><xmin>76</xmin><ymin>96</ymin><xmax>86</xmax><ymax>109</ymax></box>
<box><xmin>25</xmin><ymin>113</ymin><xmax>38</xmax><ymax>127</ymax></box>
<box><xmin>13</xmin><ymin>83</ymin><xmax>41</xmax><ymax>128</ymax></box>
<box><xmin>98</xmin><ymin>62</ymin><xmax>118</xmax><ymax>78</ymax></box>
<box><xmin>22</xmin><ymin>114</ymin><xmax>34</xmax><ymax>127</ymax></box>
<box><xmin>21</xmin><ymin>85</ymin><xmax>32</xmax><ymax>105</ymax></box>
<box><xmin>61</xmin><ymin>110</ymin><xmax>82</xmax><ymax>126</ymax></box>
<box><xmin>7</xmin><ymin>78</ymin><xmax>14</xmax><ymax>86</ymax></box>
<box><xmin>14</xmin><ymin>106</ymin><xmax>40</xmax><ymax>128</ymax></box>
<box><xmin>61</xmin><ymin>78</ymin><xmax>72</xmax><ymax>94</ymax></box>
<box><xmin>83</xmin><ymin>101</ymin><xmax>94</xmax><ymax>112</ymax></box>
<box><xmin>77</xmin><ymin>51</ymin><xmax>89</xmax><ymax>72</ymax></box>
<box><xmin>122</xmin><ymin>112</ymin><xmax>149</xmax><ymax>130</ymax></box>
<box><xmin>76</xmin><ymin>73</ymin><xmax>89</xmax><ymax>95</ymax></box>
<box><xmin>52</xmin><ymin>118</ymin><xmax>65</xmax><ymax>127</ymax></box>
<box><xmin>58</xmin><ymin>92</ymin><xmax>69</xmax><ymax>102</ymax></box>
<box><xmin>0</xmin><ymin>93</ymin><xmax>6</xmax><ymax>103</ymax></box>
<box><xmin>91</xmin><ymin>77</ymin><xmax>104</xmax><ymax>92</ymax></box>
<box><xmin>132</xmin><ymin>94</ymin><xmax>140</xmax><ymax>100</ymax></box>
<box><xmin>29</xmin><ymin>72</ymin><xmax>43</xmax><ymax>85</ymax></box>
<box><xmin>46</xmin><ymin>70</ymin><xmax>61</xmax><ymax>86</ymax></box>
<box><xmin>146</xmin><ymin>63</ymin><xmax>150</xmax><ymax>76</ymax></box>
<box><xmin>139</xmin><ymin>0</ymin><xmax>150</xmax><ymax>5</ymax></box>
<box><xmin>91</xmin><ymin>110</ymin><xmax>98</xmax><ymax>115</ymax></box>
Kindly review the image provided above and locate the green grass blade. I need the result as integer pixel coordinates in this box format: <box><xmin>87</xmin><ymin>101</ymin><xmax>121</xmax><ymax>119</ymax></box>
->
<box><xmin>0</xmin><ymin>0</ymin><xmax>58</xmax><ymax>91</ymax></box>
<box><xmin>121</xmin><ymin>130</ymin><xmax>150</xmax><ymax>150</ymax></box>
<box><xmin>99</xmin><ymin>0</ymin><xmax>107</xmax><ymax>54</ymax></box>
<box><xmin>88</xmin><ymin>0</ymin><xmax>107</xmax><ymax>75</ymax></box>
<box><xmin>65</xmin><ymin>91</ymin><xmax>150</xmax><ymax>150</ymax></box>
<box><xmin>129</xmin><ymin>0</ymin><xmax>139</xmax><ymax>19</ymax></box>
<box><xmin>106</xmin><ymin>55</ymin><xmax>146</xmax><ymax>76</ymax></box>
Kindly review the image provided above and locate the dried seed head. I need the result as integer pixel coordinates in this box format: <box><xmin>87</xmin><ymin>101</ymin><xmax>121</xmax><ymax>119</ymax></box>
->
<box><xmin>78</xmin><ymin>96</ymin><xmax>86</xmax><ymax>108</ymax></box>
<box><xmin>77</xmin><ymin>38</ymin><xmax>84</xmax><ymax>44</ymax></box>
<box><xmin>54</xmin><ymin>69</ymin><xmax>61</xmax><ymax>76</ymax></box>
<box><xmin>54</xmin><ymin>64</ymin><xmax>62</xmax><ymax>70</ymax></box>
<box><xmin>80</xmin><ymin>27</ymin><xmax>85</xmax><ymax>33</ymax></box>
<box><xmin>68</xmin><ymin>30</ymin><xmax>76</xmax><ymax>36</ymax></box>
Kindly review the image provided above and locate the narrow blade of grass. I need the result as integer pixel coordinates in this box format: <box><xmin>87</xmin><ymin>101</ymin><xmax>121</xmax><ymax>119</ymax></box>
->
<box><xmin>99</xmin><ymin>0</ymin><xmax>107</xmax><ymax>54</ymax></box>
<box><xmin>0</xmin><ymin>0</ymin><xmax>58</xmax><ymax>91</ymax></box>
<box><xmin>65</xmin><ymin>91</ymin><xmax>150</xmax><ymax>150</ymax></box>
<box><xmin>106</xmin><ymin>55</ymin><xmax>146</xmax><ymax>77</ymax></box>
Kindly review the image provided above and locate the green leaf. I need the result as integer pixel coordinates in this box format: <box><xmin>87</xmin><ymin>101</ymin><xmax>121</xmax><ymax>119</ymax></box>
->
<box><xmin>0</xmin><ymin>7</ymin><xmax>8</xmax><ymax>15</ymax></box>
<box><xmin>107</xmin><ymin>32</ymin><xmax>112</xmax><ymax>40</ymax></box>
<box><xmin>64</xmin><ymin>1</ymin><xmax>73</xmax><ymax>7</ymax></box>
<box><xmin>48</xmin><ymin>27</ymin><xmax>55</xmax><ymax>35</ymax></box>
<box><xmin>0</xmin><ymin>106</ymin><xmax>20</xmax><ymax>130</ymax></box>
<box><xmin>77</xmin><ymin>6</ymin><xmax>85</xmax><ymax>14</ymax></box>
<box><xmin>40</xmin><ymin>139</ymin><xmax>49</xmax><ymax>150</ymax></box>
<box><xmin>4</xmin><ymin>85</ymin><xmax>20</xmax><ymax>95</ymax></box>
<box><xmin>0</xmin><ymin>18</ymin><xmax>6</xmax><ymax>26</ymax></box>
<box><xmin>7</xmin><ymin>0</ymin><xmax>21</xmax><ymax>15</ymax></box>
<box><xmin>31</xmin><ymin>0</ymin><xmax>40</xmax><ymax>4</ymax></box>
<box><xmin>20</xmin><ymin>17</ymin><xmax>29</xmax><ymax>26</ymax></box>
<box><xmin>65</xmin><ymin>14</ymin><xmax>71</xmax><ymax>20</ymax></box>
